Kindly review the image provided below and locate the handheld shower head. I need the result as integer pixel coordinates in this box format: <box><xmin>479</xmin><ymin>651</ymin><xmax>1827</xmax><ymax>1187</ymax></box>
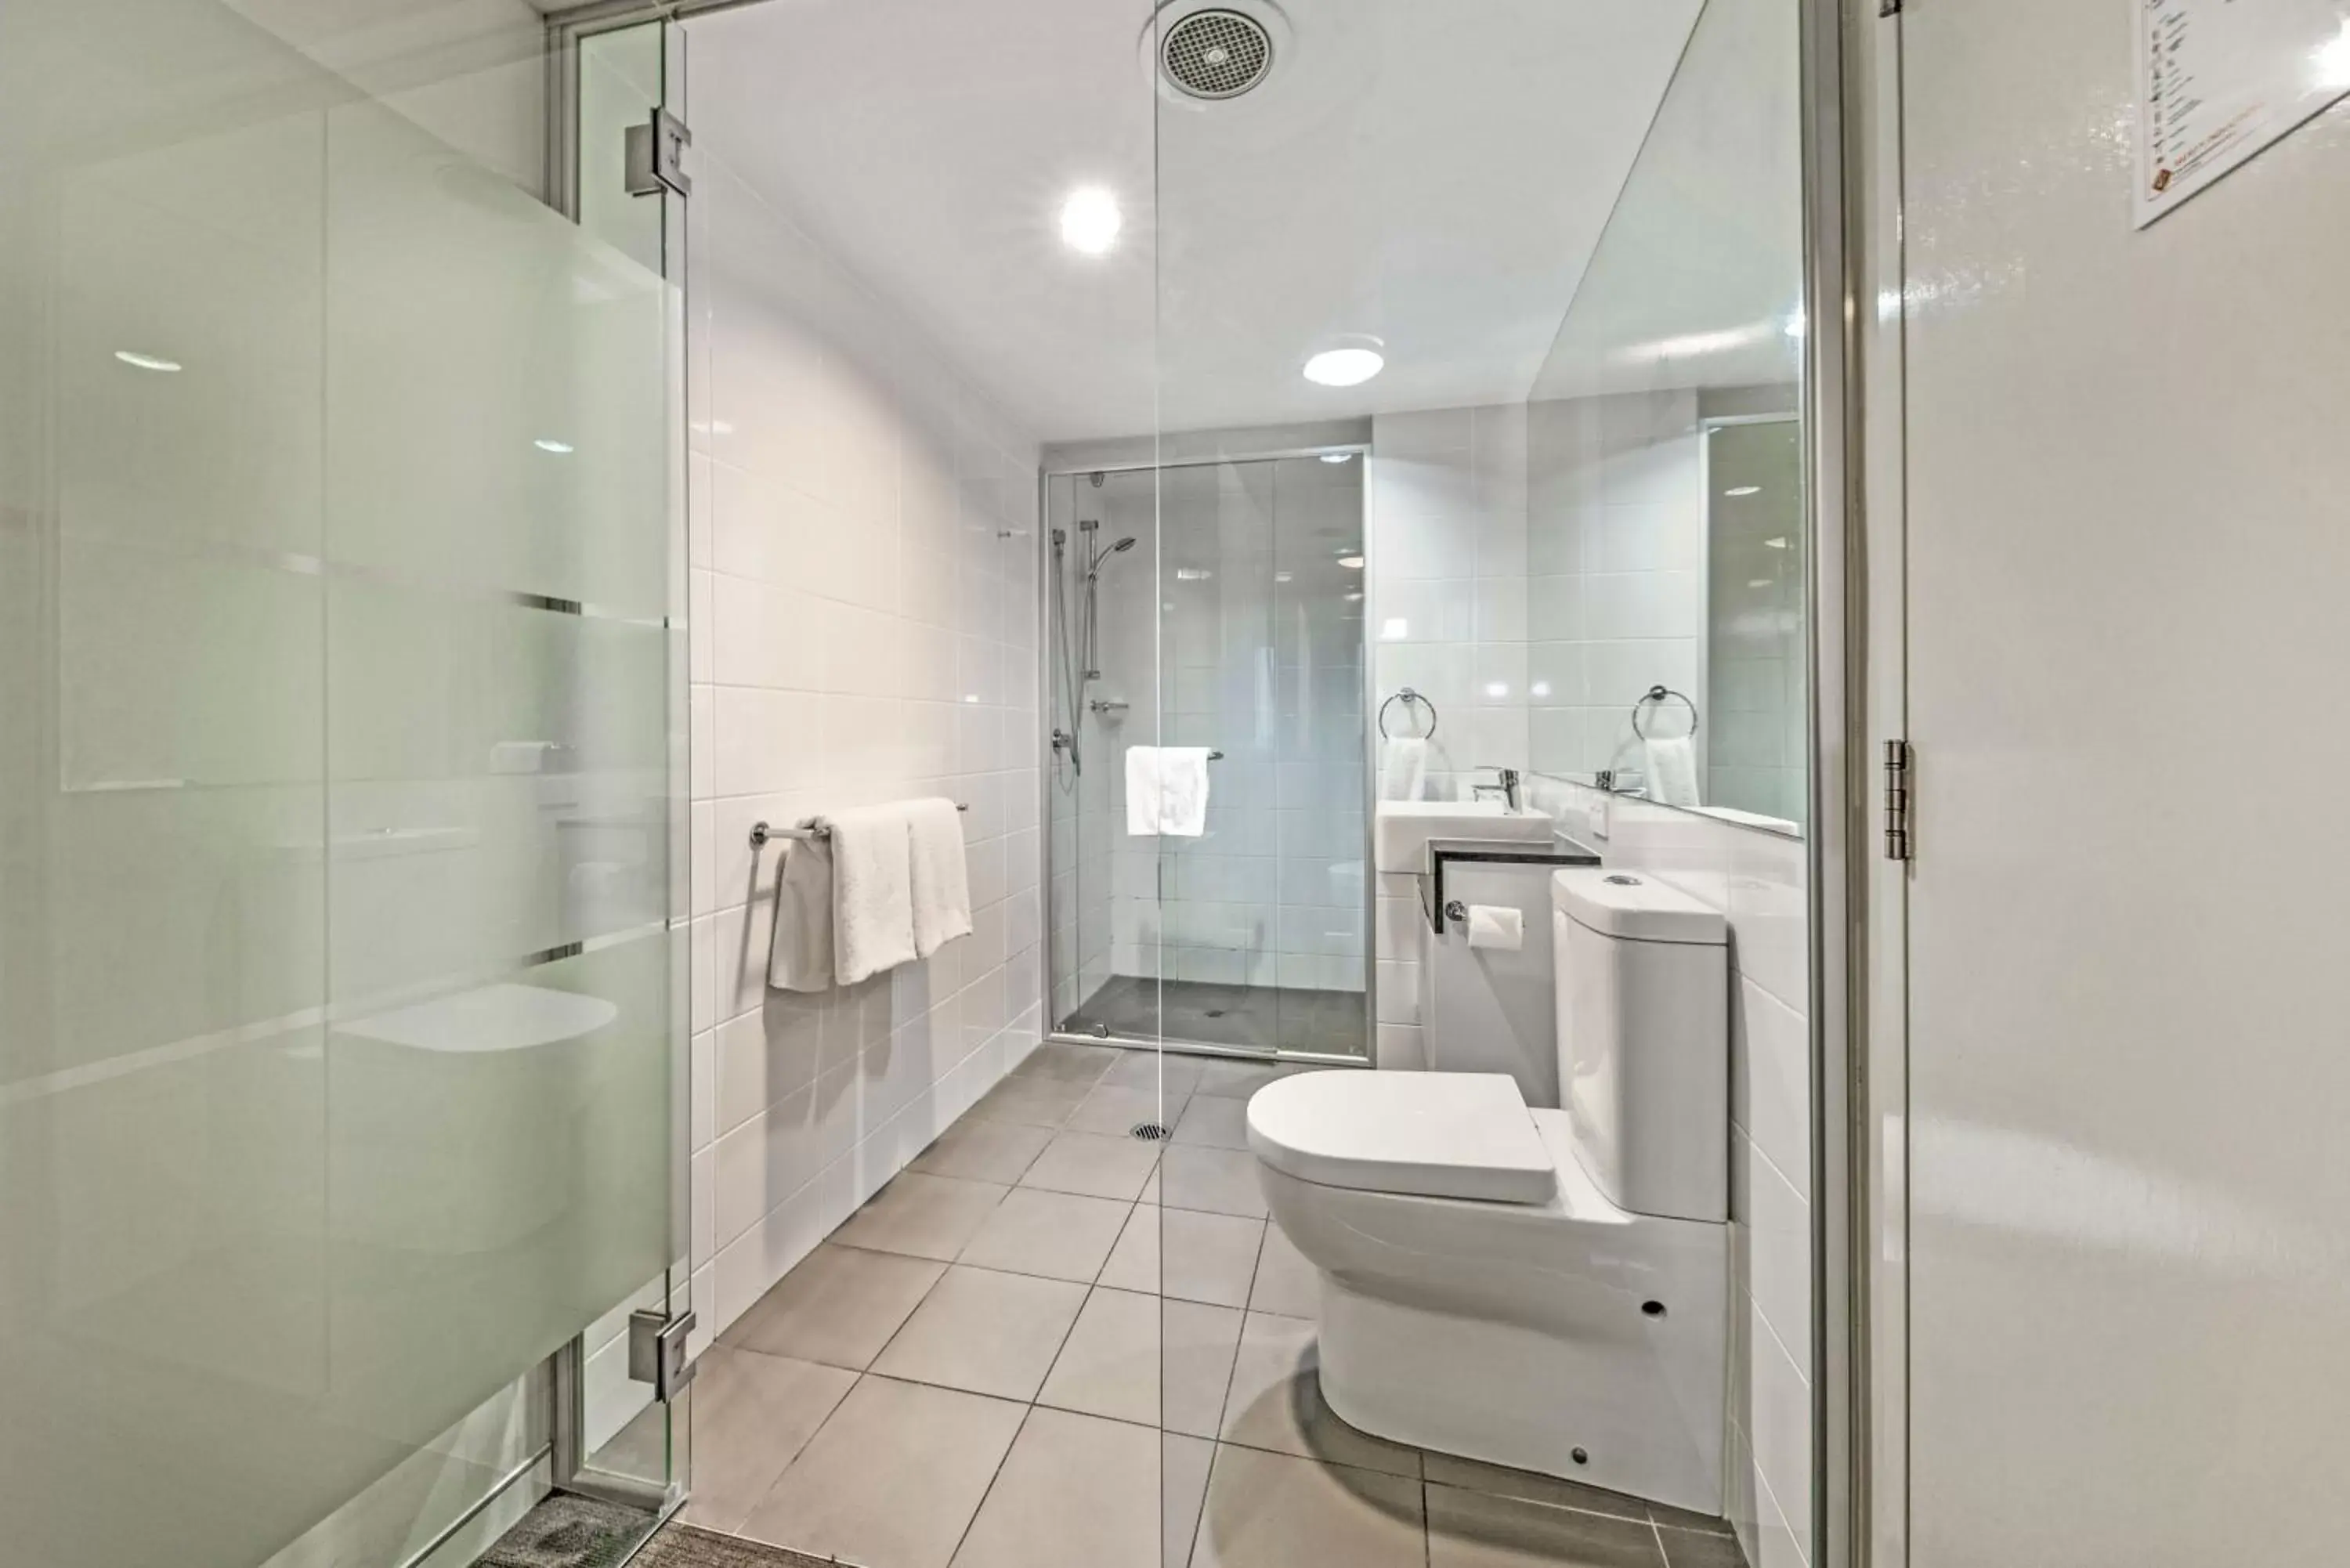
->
<box><xmin>1112</xmin><ymin>536</ymin><xmax>1137</xmax><ymax>553</ymax></box>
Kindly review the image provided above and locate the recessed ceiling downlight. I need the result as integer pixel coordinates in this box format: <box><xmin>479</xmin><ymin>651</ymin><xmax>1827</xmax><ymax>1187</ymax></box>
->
<box><xmin>1059</xmin><ymin>187</ymin><xmax>1123</xmax><ymax>255</ymax></box>
<box><xmin>1303</xmin><ymin>348</ymin><xmax>1383</xmax><ymax>387</ymax></box>
<box><xmin>1161</xmin><ymin>8</ymin><xmax>1274</xmax><ymax>100</ymax></box>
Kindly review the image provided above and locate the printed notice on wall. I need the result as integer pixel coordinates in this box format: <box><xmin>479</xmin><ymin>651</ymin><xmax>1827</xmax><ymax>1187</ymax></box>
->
<box><xmin>2136</xmin><ymin>0</ymin><xmax>2350</xmax><ymax>226</ymax></box>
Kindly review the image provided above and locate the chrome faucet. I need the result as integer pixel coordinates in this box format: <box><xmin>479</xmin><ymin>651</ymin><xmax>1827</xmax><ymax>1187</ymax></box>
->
<box><xmin>1471</xmin><ymin>766</ymin><xmax>1523</xmax><ymax>811</ymax></box>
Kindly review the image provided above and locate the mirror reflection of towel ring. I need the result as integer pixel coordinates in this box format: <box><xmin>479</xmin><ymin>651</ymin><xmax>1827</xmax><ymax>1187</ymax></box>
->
<box><xmin>1378</xmin><ymin>686</ymin><xmax>1438</xmax><ymax>740</ymax></box>
<box><xmin>1630</xmin><ymin>685</ymin><xmax>1698</xmax><ymax>739</ymax></box>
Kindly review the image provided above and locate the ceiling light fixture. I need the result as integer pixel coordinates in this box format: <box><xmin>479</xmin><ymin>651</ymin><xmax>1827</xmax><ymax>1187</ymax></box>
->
<box><xmin>114</xmin><ymin>350</ymin><xmax>182</xmax><ymax>373</ymax></box>
<box><xmin>533</xmin><ymin>439</ymin><xmax>575</xmax><ymax>454</ymax></box>
<box><xmin>1058</xmin><ymin>187</ymin><xmax>1122</xmax><ymax>255</ymax></box>
<box><xmin>1303</xmin><ymin>347</ymin><xmax>1383</xmax><ymax>387</ymax></box>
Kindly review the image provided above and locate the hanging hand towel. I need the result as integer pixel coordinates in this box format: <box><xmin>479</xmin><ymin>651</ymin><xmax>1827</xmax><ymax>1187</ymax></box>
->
<box><xmin>825</xmin><ymin>802</ymin><xmax>918</xmax><ymax>985</ymax></box>
<box><xmin>767</xmin><ymin>827</ymin><xmax>836</xmax><ymax>993</ymax></box>
<box><xmin>1155</xmin><ymin>746</ymin><xmax>1213</xmax><ymax>837</ymax></box>
<box><xmin>1125</xmin><ymin>746</ymin><xmax>1164</xmax><ymax>836</ymax></box>
<box><xmin>1643</xmin><ymin>735</ymin><xmax>1701</xmax><ymax>809</ymax></box>
<box><xmin>906</xmin><ymin>796</ymin><xmax>973</xmax><ymax>958</ymax></box>
<box><xmin>1379</xmin><ymin>735</ymin><xmax>1429</xmax><ymax>801</ymax></box>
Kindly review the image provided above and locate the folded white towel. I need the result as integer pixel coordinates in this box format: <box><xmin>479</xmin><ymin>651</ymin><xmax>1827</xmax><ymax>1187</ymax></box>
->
<box><xmin>1379</xmin><ymin>736</ymin><xmax>1428</xmax><ymax>801</ymax></box>
<box><xmin>1155</xmin><ymin>747</ymin><xmax>1213</xmax><ymax>837</ymax></box>
<box><xmin>767</xmin><ymin>829</ymin><xmax>836</xmax><ymax>994</ymax></box>
<box><xmin>1644</xmin><ymin>735</ymin><xmax>1701</xmax><ymax>809</ymax></box>
<box><xmin>826</xmin><ymin>802</ymin><xmax>918</xmax><ymax>985</ymax></box>
<box><xmin>1125</xmin><ymin>746</ymin><xmax>1163</xmax><ymax>836</ymax></box>
<box><xmin>906</xmin><ymin>797</ymin><xmax>973</xmax><ymax>958</ymax></box>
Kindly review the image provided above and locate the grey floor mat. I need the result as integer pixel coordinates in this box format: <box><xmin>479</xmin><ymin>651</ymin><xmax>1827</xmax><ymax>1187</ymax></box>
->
<box><xmin>475</xmin><ymin>1493</ymin><xmax>656</xmax><ymax>1568</ymax></box>
<box><xmin>631</xmin><ymin>1523</ymin><xmax>832</xmax><ymax>1568</ymax></box>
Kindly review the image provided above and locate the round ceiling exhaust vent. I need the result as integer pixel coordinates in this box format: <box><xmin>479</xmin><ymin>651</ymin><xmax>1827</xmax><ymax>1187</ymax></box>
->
<box><xmin>1161</xmin><ymin>9</ymin><xmax>1275</xmax><ymax>100</ymax></box>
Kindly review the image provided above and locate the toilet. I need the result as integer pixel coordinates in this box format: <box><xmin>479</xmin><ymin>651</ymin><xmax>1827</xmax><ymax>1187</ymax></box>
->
<box><xmin>1246</xmin><ymin>866</ymin><xmax>1731</xmax><ymax>1514</ymax></box>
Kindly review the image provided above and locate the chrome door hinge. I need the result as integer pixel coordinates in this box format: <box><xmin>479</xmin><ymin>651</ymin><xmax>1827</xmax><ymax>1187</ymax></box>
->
<box><xmin>625</xmin><ymin>107</ymin><xmax>692</xmax><ymax>198</ymax></box>
<box><xmin>628</xmin><ymin>1306</ymin><xmax>697</xmax><ymax>1402</ymax></box>
<box><xmin>1882</xmin><ymin>739</ymin><xmax>1913</xmax><ymax>862</ymax></box>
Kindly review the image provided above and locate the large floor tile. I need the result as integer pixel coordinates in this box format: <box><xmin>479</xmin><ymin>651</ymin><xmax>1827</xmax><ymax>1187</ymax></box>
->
<box><xmin>950</xmin><ymin>1407</ymin><xmax>1162</xmax><ymax>1568</ymax></box>
<box><xmin>721</xmin><ymin>1244</ymin><xmax>946</xmax><ymax>1370</ymax></box>
<box><xmin>1657</xmin><ymin>1527</ymin><xmax>1747</xmax><ymax>1568</ymax></box>
<box><xmin>739</xmin><ymin>1376</ymin><xmax>1025</xmax><ymax>1568</ymax></box>
<box><xmin>677</xmin><ymin>1348</ymin><xmax>857</xmax><ymax>1534</ymax></box>
<box><xmin>1068</xmin><ymin>1084</ymin><xmax>1192</xmax><ymax>1138</ymax></box>
<box><xmin>911</xmin><ymin>1117</ymin><xmax>1056</xmax><ymax>1183</ymax></box>
<box><xmin>1218</xmin><ymin>1312</ymin><xmax>1420</xmax><ymax>1478</ymax></box>
<box><xmin>1188</xmin><ymin>1444</ymin><xmax>1426</xmax><ymax>1568</ymax></box>
<box><xmin>1421</xmin><ymin>1453</ymin><xmax>1655</xmax><ymax>1523</ymax></box>
<box><xmin>833</xmin><ymin>1172</ymin><xmax>1007</xmax><ymax>1260</ymax></box>
<box><xmin>1037</xmin><ymin>1288</ymin><xmax>1243</xmax><ymax>1436</ymax></box>
<box><xmin>1246</xmin><ymin>1222</ymin><xmax>1318</xmax><ymax>1317</ymax></box>
<box><xmin>958</xmin><ymin>1187</ymin><xmax>1132</xmax><ymax>1281</ymax></box>
<box><xmin>970</xmin><ymin>1075</ymin><xmax>1094</xmax><ymax>1128</ymax></box>
<box><xmin>1012</xmin><ymin>1040</ymin><xmax>1120</xmax><ymax>1083</ymax></box>
<box><xmin>1099</xmin><ymin>1205</ymin><xmax>1266</xmax><ymax>1308</ymax></box>
<box><xmin>1191</xmin><ymin>1060</ymin><xmax>1311</xmax><ymax>1100</ymax></box>
<box><xmin>1162</xmin><ymin>1432</ymin><xmax>1216</xmax><ymax>1568</ymax></box>
<box><xmin>870</xmin><ymin>1264</ymin><xmax>1089</xmax><ymax>1400</ymax></box>
<box><xmin>1425</xmin><ymin>1483</ymin><xmax>1668</xmax><ymax>1568</ymax></box>
<box><xmin>1170</xmin><ymin>1094</ymin><xmax>1251</xmax><ymax>1151</ymax></box>
<box><xmin>1021</xmin><ymin>1129</ymin><xmax>1162</xmax><ymax>1201</ymax></box>
<box><xmin>1098</xmin><ymin>1050</ymin><xmax>1206</xmax><ymax>1098</ymax></box>
<box><xmin>1037</xmin><ymin>1287</ymin><xmax>1161</xmax><ymax>1426</ymax></box>
<box><xmin>1157</xmin><ymin>1145</ymin><xmax>1271</xmax><ymax>1219</ymax></box>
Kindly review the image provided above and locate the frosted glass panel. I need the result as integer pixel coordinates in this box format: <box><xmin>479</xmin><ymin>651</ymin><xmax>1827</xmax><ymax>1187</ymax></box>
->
<box><xmin>0</xmin><ymin>4</ymin><xmax>681</xmax><ymax>1564</ymax></box>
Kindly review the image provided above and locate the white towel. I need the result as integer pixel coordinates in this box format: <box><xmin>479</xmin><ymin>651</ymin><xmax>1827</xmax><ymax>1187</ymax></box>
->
<box><xmin>1379</xmin><ymin>736</ymin><xmax>1428</xmax><ymax>801</ymax></box>
<box><xmin>825</xmin><ymin>802</ymin><xmax>918</xmax><ymax>985</ymax></box>
<box><xmin>767</xmin><ymin>829</ymin><xmax>836</xmax><ymax>993</ymax></box>
<box><xmin>906</xmin><ymin>796</ymin><xmax>972</xmax><ymax>957</ymax></box>
<box><xmin>1155</xmin><ymin>747</ymin><xmax>1213</xmax><ymax>837</ymax></box>
<box><xmin>1644</xmin><ymin>735</ymin><xmax>1701</xmax><ymax>808</ymax></box>
<box><xmin>1125</xmin><ymin>746</ymin><xmax>1163</xmax><ymax>836</ymax></box>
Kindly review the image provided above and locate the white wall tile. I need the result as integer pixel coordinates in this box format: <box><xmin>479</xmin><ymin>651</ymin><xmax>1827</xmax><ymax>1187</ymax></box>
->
<box><xmin>685</xmin><ymin>147</ymin><xmax>1042</xmax><ymax>1331</ymax></box>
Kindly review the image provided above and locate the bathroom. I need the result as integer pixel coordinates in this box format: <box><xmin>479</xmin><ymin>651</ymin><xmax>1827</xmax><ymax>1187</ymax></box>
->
<box><xmin>11</xmin><ymin>1</ymin><xmax>2348</xmax><ymax>1567</ymax></box>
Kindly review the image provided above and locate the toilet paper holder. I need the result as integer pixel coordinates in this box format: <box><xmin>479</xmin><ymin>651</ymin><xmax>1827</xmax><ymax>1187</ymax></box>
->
<box><xmin>1444</xmin><ymin>899</ymin><xmax>1467</xmax><ymax>923</ymax></box>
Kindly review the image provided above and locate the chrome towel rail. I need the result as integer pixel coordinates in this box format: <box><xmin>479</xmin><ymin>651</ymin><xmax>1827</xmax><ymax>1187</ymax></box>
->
<box><xmin>1378</xmin><ymin>686</ymin><xmax>1438</xmax><ymax>740</ymax></box>
<box><xmin>750</xmin><ymin>803</ymin><xmax>967</xmax><ymax>851</ymax></box>
<box><xmin>1630</xmin><ymin>685</ymin><xmax>1699</xmax><ymax>739</ymax></box>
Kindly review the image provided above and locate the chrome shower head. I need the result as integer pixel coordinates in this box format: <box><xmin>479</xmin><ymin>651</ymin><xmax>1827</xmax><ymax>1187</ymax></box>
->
<box><xmin>1112</xmin><ymin>537</ymin><xmax>1137</xmax><ymax>553</ymax></box>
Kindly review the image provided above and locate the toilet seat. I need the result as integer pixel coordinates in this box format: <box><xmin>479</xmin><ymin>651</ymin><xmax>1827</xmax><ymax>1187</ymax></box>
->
<box><xmin>1246</xmin><ymin>1070</ymin><xmax>1555</xmax><ymax>1204</ymax></box>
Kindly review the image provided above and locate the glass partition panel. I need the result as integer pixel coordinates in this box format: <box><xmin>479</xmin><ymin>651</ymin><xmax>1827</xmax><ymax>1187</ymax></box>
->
<box><xmin>0</xmin><ymin>5</ymin><xmax>682</xmax><ymax>1563</ymax></box>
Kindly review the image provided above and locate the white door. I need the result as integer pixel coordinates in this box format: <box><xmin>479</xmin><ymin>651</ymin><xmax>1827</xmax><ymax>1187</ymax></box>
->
<box><xmin>1897</xmin><ymin>0</ymin><xmax>2350</xmax><ymax>1561</ymax></box>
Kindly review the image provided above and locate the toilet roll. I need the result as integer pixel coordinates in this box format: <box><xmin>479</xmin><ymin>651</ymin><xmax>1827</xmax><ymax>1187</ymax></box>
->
<box><xmin>1465</xmin><ymin>904</ymin><xmax>1524</xmax><ymax>951</ymax></box>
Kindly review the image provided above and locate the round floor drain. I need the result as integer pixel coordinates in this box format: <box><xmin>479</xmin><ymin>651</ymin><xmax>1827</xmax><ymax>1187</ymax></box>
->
<box><xmin>1130</xmin><ymin>1122</ymin><xmax>1172</xmax><ymax>1142</ymax></box>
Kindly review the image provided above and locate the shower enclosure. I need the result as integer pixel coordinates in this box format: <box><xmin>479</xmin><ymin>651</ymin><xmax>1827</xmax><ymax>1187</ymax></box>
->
<box><xmin>1043</xmin><ymin>454</ymin><xmax>1372</xmax><ymax>1061</ymax></box>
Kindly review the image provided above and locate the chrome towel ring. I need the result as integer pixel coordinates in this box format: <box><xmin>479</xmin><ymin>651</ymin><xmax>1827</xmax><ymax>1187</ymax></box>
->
<box><xmin>1629</xmin><ymin>685</ymin><xmax>1698</xmax><ymax>739</ymax></box>
<box><xmin>1377</xmin><ymin>686</ymin><xmax>1438</xmax><ymax>741</ymax></box>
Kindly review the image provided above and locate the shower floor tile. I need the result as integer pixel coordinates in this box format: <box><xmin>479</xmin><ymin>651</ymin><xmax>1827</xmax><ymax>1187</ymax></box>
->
<box><xmin>1058</xmin><ymin>975</ymin><xmax>1369</xmax><ymax>1058</ymax></box>
<box><xmin>682</xmin><ymin>1040</ymin><xmax>1747</xmax><ymax>1568</ymax></box>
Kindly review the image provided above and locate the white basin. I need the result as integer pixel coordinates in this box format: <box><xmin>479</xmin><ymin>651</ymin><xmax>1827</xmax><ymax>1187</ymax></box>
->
<box><xmin>1373</xmin><ymin>800</ymin><xmax>1553</xmax><ymax>873</ymax></box>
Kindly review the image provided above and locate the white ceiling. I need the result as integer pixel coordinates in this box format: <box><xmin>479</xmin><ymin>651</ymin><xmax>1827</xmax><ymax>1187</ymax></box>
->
<box><xmin>691</xmin><ymin>0</ymin><xmax>1703</xmax><ymax>445</ymax></box>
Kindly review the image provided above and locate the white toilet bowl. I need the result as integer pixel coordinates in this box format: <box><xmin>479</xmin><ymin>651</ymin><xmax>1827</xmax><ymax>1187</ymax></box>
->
<box><xmin>1246</xmin><ymin>866</ymin><xmax>1733</xmax><ymax>1514</ymax></box>
<box><xmin>1248</xmin><ymin>1070</ymin><xmax>1728</xmax><ymax>1513</ymax></box>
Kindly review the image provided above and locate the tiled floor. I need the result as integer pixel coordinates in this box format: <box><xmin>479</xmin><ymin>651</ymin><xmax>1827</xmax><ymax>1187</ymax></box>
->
<box><xmin>683</xmin><ymin>1042</ymin><xmax>1744</xmax><ymax>1568</ymax></box>
<box><xmin>1059</xmin><ymin>976</ymin><xmax>1371</xmax><ymax>1058</ymax></box>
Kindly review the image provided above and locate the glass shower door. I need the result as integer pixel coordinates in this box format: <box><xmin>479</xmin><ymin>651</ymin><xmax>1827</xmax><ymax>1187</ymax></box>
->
<box><xmin>0</xmin><ymin>5</ymin><xmax>687</xmax><ymax>1563</ymax></box>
